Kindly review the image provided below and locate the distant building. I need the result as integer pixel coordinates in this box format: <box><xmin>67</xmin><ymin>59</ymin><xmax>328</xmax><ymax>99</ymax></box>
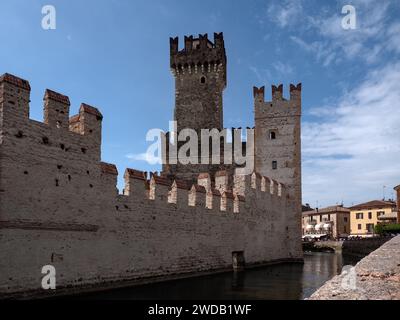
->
<box><xmin>349</xmin><ymin>200</ymin><xmax>397</xmax><ymax>237</ymax></box>
<box><xmin>302</xmin><ymin>205</ymin><xmax>350</xmax><ymax>239</ymax></box>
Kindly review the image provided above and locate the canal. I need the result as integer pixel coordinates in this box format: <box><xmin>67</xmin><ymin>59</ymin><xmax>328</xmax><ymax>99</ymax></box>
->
<box><xmin>75</xmin><ymin>252</ymin><xmax>361</xmax><ymax>300</ymax></box>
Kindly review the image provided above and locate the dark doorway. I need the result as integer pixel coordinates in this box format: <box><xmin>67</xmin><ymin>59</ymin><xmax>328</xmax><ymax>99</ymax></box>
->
<box><xmin>232</xmin><ymin>251</ymin><xmax>245</xmax><ymax>271</ymax></box>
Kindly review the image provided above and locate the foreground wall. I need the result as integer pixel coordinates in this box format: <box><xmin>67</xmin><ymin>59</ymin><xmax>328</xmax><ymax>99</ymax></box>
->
<box><xmin>309</xmin><ymin>236</ymin><xmax>400</xmax><ymax>300</ymax></box>
<box><xmin>0</xmin><ymin>74</ymin><xmax>302</xmax><ymax>298</ymax></box>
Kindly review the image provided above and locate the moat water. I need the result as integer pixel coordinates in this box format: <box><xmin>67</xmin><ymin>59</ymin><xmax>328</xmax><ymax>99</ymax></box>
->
<box><xmin>75</xmin><ymin>252</ymin><xmax>361</xmax><ymax>300</ymax></box>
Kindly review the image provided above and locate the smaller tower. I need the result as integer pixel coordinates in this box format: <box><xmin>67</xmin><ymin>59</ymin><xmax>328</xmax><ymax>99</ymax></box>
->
<box><xmin>254</xmin><ymin>83</ymin><xmax>302</xmax><ymax>258</ymax></box>
<box><xmin>253</xmin><ymin>83</ymin><xmax>301</xmax><ymax>203</ymax></box>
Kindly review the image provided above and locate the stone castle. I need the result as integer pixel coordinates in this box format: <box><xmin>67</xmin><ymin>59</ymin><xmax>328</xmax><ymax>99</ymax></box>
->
<box><xmin>0</xmin><ymin>32</ymin><xmax>302</xmax><ymax>298</ymax></box>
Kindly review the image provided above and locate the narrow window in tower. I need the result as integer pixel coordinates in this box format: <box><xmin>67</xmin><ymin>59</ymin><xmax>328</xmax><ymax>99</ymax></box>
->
<box><xmin>269</xmin><ymin>131</ymin><xmax>276</xmax><ymax>140</ymax></box>
<box><xmin>200</xmin><ymin>76</ymin><xmax>206</xmax><ymax>84</ymax></box>
<box><xmin>272</xmin><ymin>161</ymin><xmax>278</xmax><ymax>170</ymax></box>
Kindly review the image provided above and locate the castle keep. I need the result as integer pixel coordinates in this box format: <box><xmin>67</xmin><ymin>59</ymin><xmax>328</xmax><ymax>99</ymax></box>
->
<box><xmin>0</xmin><ymin>32</ymin><xmax>302</xmax><ymax>298</ymax></box>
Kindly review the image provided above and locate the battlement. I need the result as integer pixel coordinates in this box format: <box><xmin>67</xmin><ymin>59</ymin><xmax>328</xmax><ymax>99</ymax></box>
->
<box><xmin>0</xmin><ymin>73</ymin><xmax>103</xmax><ymax>160</ymax></box>
<box><xmin>170</xmin><ymin>32</ymin><xmax>225</xmax><ymax>63</ymax></box>
<box><xmin>0</xmin><ymin>73</ymin><xmax>31</xmax><ymax>91</ymax></box>
<box><xmin>253</xmin><ymin>83</ymin><xmax>301</xmax><ymax>103</ymax></box>
<box><xmin>253</xmin><ymin>83</ymin><xmax>302</xmax><ymax>120</ymax></box>
<box><xmin>113</xmin><ymin>166</ymin><xmax>287</xmax><ymax>214</ymax></box>
<box><xmin>170</xmin><ymin>33</ymin><xmax>226</xmax><ymax>83</ymax></box>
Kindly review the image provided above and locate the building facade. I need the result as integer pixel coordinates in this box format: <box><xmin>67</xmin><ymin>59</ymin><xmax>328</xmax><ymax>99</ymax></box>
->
<box><xmin>349</xmin><ymin>200</ymin><xmax>397</xmax><ymax>237</ymax></box>
<box><xmin>302</xmin><ymin>205</ymin><xmax>350</xmax><ymax>239</ymax></box>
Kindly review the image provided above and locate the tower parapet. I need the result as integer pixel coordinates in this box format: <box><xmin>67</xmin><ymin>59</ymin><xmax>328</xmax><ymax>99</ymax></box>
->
<box><xmin>170</xmin><ymin>32</ymin><xmax>226</xmax><ymax>85</ymax></box>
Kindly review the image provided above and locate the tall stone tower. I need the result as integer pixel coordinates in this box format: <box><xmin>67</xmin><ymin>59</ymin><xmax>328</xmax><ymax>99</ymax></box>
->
<box><xmin>170</xmin><ymin>33</ymin><xmax>226</xmax><ymax>132</ymax></box>
<box><xmin>162</xmin><ymin>33</ymin><xmax>228</xmax><ymax>182</ymax></box>
<box><xmin>253</xmin><ymin>84</ymin><xmax>302</xmax><ymax>258</ymax></box>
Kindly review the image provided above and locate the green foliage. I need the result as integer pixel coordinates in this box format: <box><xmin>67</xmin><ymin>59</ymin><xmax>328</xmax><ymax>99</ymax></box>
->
<box><xmin>374</xmin><ymin>224</ymin><xmax>384</xmax><ymax>235</ymax></box>
<box><xmin>374</xmin><ymin>223</ymin><xmax>400</xmax><ymax>235</ymax></box>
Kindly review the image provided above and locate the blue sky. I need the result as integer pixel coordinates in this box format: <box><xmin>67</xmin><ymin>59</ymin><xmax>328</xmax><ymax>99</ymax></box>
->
<box><xmin>1</xmin><ymin>0</ymin><xmax>399</xmax><ymax>207</ymax></box>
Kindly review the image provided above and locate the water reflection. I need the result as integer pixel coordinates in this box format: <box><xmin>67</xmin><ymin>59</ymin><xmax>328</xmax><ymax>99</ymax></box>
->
<box><xmin>76</xmin><ymin>252</ymin><xmax>360</xmax><ymax>300</ymax></box>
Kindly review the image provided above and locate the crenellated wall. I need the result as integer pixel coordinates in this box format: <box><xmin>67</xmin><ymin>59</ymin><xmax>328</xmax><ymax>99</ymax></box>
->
<box><xmin>0</xmin><ymin>74</ymin><xmax>301</xmax><ymax>298</ymax></box>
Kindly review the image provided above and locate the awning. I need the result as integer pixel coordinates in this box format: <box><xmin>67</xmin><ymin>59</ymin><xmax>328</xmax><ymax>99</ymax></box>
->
<box><xmin>323</xmin><ymin>223</ymin><xmax>331</xmax><ymax>230</ymax></box>
<box><xmin>303</xmin><ymin>233</ymin><xmax>327</xmax><ymax>239</ymax></box>
<box><xmin>306</xmin><ymin>224</ymin><xmax>315</xmax><ymax>230</ymax></box>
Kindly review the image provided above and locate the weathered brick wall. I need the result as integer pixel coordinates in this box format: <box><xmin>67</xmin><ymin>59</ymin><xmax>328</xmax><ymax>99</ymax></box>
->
<box><xmin>0</xmin><ymin>73</ymin><xmax>301</xmax><ymax>297</ymax></box>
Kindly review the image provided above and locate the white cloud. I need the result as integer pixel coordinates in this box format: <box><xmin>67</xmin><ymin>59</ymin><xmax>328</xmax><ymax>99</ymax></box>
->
<box><xmin>286</xmin><ymin>0</ymin><xmax>397</xmax><ymax>66</ymax></box>
<box><xmin>267</xmin><ymin>0</ymin><xmax>303</xmax><ymax>28</ymax></box>
<box><xmin>302</xmin><ymin>62</ymin><xmax>400</xmax><ymax>206</ymax></box>
<box><xmin>273</xmin><ymin>61</ymin><xmax>293</xmax><ymax>76</ymax></box>
<box><xmin>250</xmin><ymin>61</ymin><xmax>294</xmax><ymax>84</ymax></box>
<box><xmin>249</xmin><ymin>65</ymin><xmax>271</xmax><ymax>84</ymax></box>
<box><xmin>386</xmin><ymin>22</ymin><xmax>400</xmax><ymax>54</ymax></box>
<box><xmin>126</xmin><ymin>152</ymin><xmax>161</xmax><ymax>165</ymax></box>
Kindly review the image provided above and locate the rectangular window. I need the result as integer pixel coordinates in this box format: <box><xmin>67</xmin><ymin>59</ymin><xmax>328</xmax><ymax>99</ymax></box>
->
<box><xmin>272</xmin><ymin>161</ymin><xmax>277</xmax><ymax>170</ymax></box>
<box><xmin>356</xmin><ymin>212</ymin><xmax>363</xmax><ymax>219</ymax></box>
<box><xmin>377</xmin><ymin>211</ymin><xmax>384</xmax><ymax>217</ymax></box>
<box><xmin>358</xmin><ymin>224</ymin><xmax>362</xmax><ymax>230</ymax></box>
<box><xmin>368</xmin><ymin>212</ymin><xmax>372</xmax><ymax>219</ymax></box>
<box><xmin>344</xmin><ymin>217</ymin><xmax>348</xmax><ymax>222</ymax></box>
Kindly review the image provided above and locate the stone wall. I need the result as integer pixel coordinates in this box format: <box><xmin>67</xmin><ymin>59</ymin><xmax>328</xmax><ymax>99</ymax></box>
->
<box><xmin>342</xmin><ymin>237</ymin><xmax>392</xmax><ymax>257</ymax></box>
<box><xmin>0</xmin><ymin>73</ymin><xmax>302</xmax><ymax>298</ymax></box>
<box><xmin>309</xmin><ymin>235</ymin><xmax>400</xmax><ymax>300</ymax></box>
<box><xmin>303</xmin><ymin>237</ymin><xmax>391</xmax><ymax>256</ymax></box>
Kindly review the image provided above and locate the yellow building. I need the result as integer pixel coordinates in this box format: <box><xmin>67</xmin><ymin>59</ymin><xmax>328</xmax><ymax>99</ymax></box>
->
<box><xmin>349</xmin><ymin>200</ymin><xmax>397</xmax><ymax>237</ymax></box>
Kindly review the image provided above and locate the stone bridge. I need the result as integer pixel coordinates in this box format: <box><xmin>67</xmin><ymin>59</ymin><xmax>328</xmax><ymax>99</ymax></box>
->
<box><xmin>303</xmin><ymin>237</ymin><xmax>392</xmax><ymax>257</ymax></box>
